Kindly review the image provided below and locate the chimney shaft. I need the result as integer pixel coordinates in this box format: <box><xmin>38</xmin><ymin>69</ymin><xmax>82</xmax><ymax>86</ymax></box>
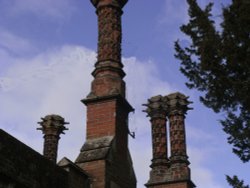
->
<box><xmin>88</xmin><ymin>0</ymin><xmax>128</xmax><ymax>99</ymax></box>
<box><xmin>144</xmin><ymin>92</ymin><xmax>195</xmax><ymax>187</ymax></box>
<box><xmin>75</xmin><ymin>2</ymin><xmax>137</xmax><ymax>187</ymax></box>
<box><xmin>167</xmin><ymin>92</ymin><xmax>191</xmax><ymax>164</ymax></box>
<box><xmin>144</xmin><ymin>95</ymin><xmax>169</xmax><ymax>167</ymax></box>
<box><xmin>37</xmin><ymin>115</ymin><xmax>68</xmax><ymax>163</ymax></box>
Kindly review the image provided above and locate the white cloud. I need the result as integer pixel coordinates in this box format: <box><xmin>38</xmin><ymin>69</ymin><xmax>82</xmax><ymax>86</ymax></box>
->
<box><xmin>124</xmin><ymin>57</ymin><xmax>176</xmax><ymax>135</ymax></box>
<box><xmin>155</xmin><ymin>0</ymin><xmax>190</xmax><ymax>49</ymax></box>
<box><xmin>0</xmin><ymin>45</ymin><xmax>225</xmax><ymax>188</ymax></box>
<box><xmin>190</xmin><ymin>147</ymin><xmax>224</xmax><ymax>188</ymax></box>
<box><xmin>0</xmin><ymin>45</ymin><xmax>95</xmax><ymax>154</ymax></box>
<box><xmin>185</xmin><ymin>121</ymin><xmax>228</xmax><ymax>187</ymax></box>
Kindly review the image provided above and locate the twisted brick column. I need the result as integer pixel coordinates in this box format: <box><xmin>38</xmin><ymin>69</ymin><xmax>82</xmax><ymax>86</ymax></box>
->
<box><xmin>144</xmin><ymin>96</ymin><xmax>170</xmax><ymax>185</ymax></box>
<box><xmin>144</xmin><ymin>95</ymin><xmax>169</xmax><ymax>167</ymax></box>
<box><xmin>167</xmin><ymin>93</ymin><xmax>192</xmax><ymax>164</ymax></box>
<box><xmin>144</xmin><ymin>93</ymin><xmax>195</xmax><ymax>187</ymax></box>
<box><xmin>167</xmin><ymin>92</ymin><xmax>193</xmax><ymax>183</ymax></box>
<box><xmin>97</xmin><ymin>5</ymin><xmax>122</xmax><ymax>63</ymax></box>
<box><xmin>89</xmin><ymin>0</ymin><xmax>128</xmax><ymax>98</ymax></box>
<box><xmin>37</xmin><ymin>115</ymin><xmax>68</xmax><ymax>163</ymax></box>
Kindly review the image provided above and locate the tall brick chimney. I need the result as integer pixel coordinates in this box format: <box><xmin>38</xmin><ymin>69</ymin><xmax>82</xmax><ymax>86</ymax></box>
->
<box><xmin>87</xmin><ymin>0</ymin><xmax>127</xmax><ymax>100</ymax></box>
<box><xmin>145</xmin><ymin>95</ymin><xmax>168</xmax><ymax>169</ymax></box>
<box><xmin>143</xmin><ymin>95</ymin><xmax>169</xmax><ymax>181</ymax></box>
<box><xmin>37</xmin><ymin>114</ymin><xmax>68</xmax><ymax>163</ymax></box>
<box><xmin>144</xmin><ymin>92</ymin><xmax>195</xmax><ymax>188</ymax></box>
<box><xmin>168</xmin><ymin>93</ymin><xmax>191</xmax><ymax>166</ymax></box>
<box><xmin>75</xmin><ymin>0</ymin><xmax>136</xmax><ymax>187</ymax></box>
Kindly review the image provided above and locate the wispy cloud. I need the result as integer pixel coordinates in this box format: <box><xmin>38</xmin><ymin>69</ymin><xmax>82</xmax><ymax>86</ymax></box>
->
<box><xmin>0</xmin><ymin>45</ymin><xmax>95</xmax><ymax>156</ymax></box>
<box><xmin>159</xmin><ymin>0</ymin><xmax>189</xmax><ymax>26</ymax></box>
<box><xmin>190</xmin><ymin>147</ymin><xmax>224</xmax><ymax>188</ymax></box>
<box><xmin>154</xmin><ymin>0</ymin><xmax>190</xmax><ymax>49</ymax></box>
<box><xmin>8</xmin><ymin>0</ymin><xmax>75</xmax><ymax>20</ymax></box>
<box><xmin>0</xmin><ymin>28</ymin><xmax>36</xmax><ymax>56</ymax></box>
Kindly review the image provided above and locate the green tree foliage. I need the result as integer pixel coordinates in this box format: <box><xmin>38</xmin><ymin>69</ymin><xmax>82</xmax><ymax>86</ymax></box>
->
<box><xmin>227</xmin><ymin>176</ymin><xmax>249</xmax><ymax>188</ymax></box>
<box><xmin>174</xmin><ymin>0</ymin><xmax>250</xmax><ymax>187</ymax></box>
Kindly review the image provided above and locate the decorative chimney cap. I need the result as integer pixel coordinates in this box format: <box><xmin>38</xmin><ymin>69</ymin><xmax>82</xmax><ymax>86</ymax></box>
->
<box><xmin>143</xmin><ymin>92</ymin><xmax>193</xmax><ymax>118</ymax></box>
<box><xmin>37</xmin><ymin>114</ymin><xmax>69</xmax><ymax>135</ymax></box>
<box><xmin>167</xmin><ymin>92</ymin><xmax>193</xmax><ymax>115</ymax></box>
<box><xmin>91</xmin><ymin>0</ymin><xmax>128</xmax><ymax>8</ymax></box>
<box><xmin>143</xmin><ymin>95</ymin><xmax>168</xmax><ymax>119</ymax></box>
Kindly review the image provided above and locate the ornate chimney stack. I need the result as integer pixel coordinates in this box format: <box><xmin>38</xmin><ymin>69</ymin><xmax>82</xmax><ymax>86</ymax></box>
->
<box><xmin>144</xmin><ymin>95</ymin><xmax>169</xmax><ymax>167</ymax></box>
<box><xmin>75</xmin><ymin>1</ymin><xmax>136</xmax><ymax>187</ymax></box>
<box><xmin>168</xmin><ymin>93</ymin><xmax>192</xmax><ymax>166</ymax></box>
<box><xmin>37</xmin><ymin>115</ymin><xmax>68</xmax><ymax>163</ymax></box>
<box><xmin>167</xmin><ymin>92</ymin><xmax>195</xmax><ymax>188</ymax></box>
<box><xmin>144</xmin><ymin>92</ymin><xmax>195</xmax><ymax>188</ymax></box>
<box><xmin>87</xmin><ymin>0</ymin><xmax>128</xmax><ymax>99</ymax></box>
<box><xmin>144</xmin><ymin>95</ymin><xmax>170</xmax><ymax>185</ymax></box>
<box><xmin>80</xmin><ymin>0</ymin><xmax>133</xmax><ymax>141</ymax></box>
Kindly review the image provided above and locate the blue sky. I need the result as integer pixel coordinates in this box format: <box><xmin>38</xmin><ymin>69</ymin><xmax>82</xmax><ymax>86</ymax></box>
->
<box><xmin>0</xmin><ymin>0</ymin><xmax>249</xmax><ymax>187</ymax></box>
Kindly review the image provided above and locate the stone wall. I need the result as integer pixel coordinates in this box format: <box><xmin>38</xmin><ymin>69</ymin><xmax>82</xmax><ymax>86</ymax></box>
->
<box><xmin>0</xmin><ymin>129</ymin><xmax>68</xmax><ymax>188</ymax></box>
